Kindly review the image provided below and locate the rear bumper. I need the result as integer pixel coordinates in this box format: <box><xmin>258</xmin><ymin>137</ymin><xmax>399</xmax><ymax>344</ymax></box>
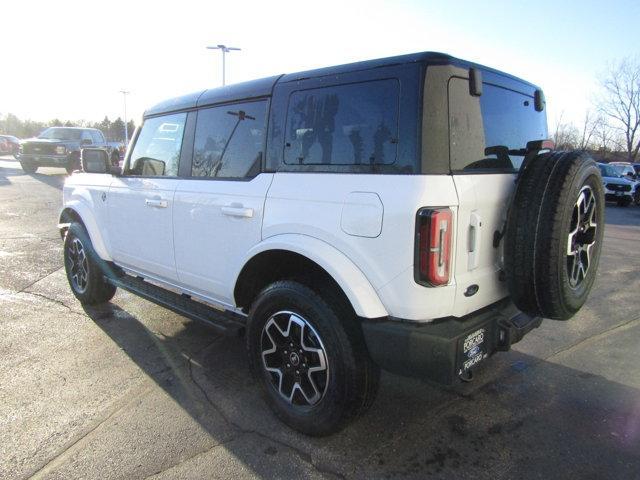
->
<box><xmin>361</xmin><ymin>299</ymin><xmax>541</xmax><ymax>385</ymax></box>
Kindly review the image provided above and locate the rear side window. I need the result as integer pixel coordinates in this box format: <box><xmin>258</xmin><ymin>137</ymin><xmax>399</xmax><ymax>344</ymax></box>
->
<box><xmin>284</xmin><ymin>80</ymin><xmax>399</xmax><ymax>166</ymax></box>
<box><xmin>192</xmin><ymin>100</ymin><xmax>267</xmax><ymax>179</ymax></box>
<box><xmin>449</xmin><ymin>77</ymin><xmax>547</xmax><ymax>172</ymax></box>
<box><xmin>126</xmin><ymin>113</ymin><xmax>186</xmax><ymax>177</ymax></box>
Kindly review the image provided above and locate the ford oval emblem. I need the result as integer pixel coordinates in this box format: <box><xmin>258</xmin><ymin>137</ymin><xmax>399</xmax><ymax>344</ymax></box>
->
<box><xmin>468</xmin><ymin>345</ymin><xmax>481</xmax><ymax>358</ymax></box>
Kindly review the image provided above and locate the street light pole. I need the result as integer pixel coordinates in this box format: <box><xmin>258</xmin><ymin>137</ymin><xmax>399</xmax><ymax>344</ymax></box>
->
<box><xmin>119</xmin><ymin>90</ymin><xmax>130</xmax><ymax>146</ymax></box>
<box><xmin>206</xmin><ymin>45</ymin><xmax>241</xmax><ymax>86</ymax></box>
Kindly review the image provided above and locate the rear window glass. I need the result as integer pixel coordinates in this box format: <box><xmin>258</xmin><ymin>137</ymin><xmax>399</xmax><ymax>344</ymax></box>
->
<box><xmin>449</xmin><ymin>78</ymin><xmax>547</xmax><ymax>172</ymax></box>
<box><xmin>284</xmin><ymin>80</ymin><xmax>399</xmax><ymax>166</ymax></box>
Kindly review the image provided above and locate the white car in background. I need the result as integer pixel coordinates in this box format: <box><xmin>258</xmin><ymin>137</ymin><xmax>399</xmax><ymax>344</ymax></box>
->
<box><xmin>598</xmin><ymin>163</ymin><xmax>635</xmax><ymax>207</ymax></box>
<box><xmin>609</xmin><ymin>162</ymin><xmax>640</xmax><ymax>205</ymax></box>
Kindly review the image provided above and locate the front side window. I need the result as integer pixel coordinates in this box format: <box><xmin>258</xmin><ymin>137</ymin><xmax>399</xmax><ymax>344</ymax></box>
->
<box><xmin>449</xmin><ymin>77</ymin><xmax>548</xmax><ymax>171</ymax></box>
<box><xmin>91</xmin><ymin>130</ymin><xmax>104</xmax><ymax>144</ymax></box>
<box><xmin>81</xmin><ymin>130</ymin><xmax>94</xmax><ymax>143</ymax></box>
<box><xmin>126</xmin><ymin>113</ymin><xmax>186</xmax><ymax>177</ymax></box>
<box><xmin>284</xmin><ymin>80</ymin><xmax>399</xmax><ymax>166</ymax></box>
<box><xmin>192</xmin><ymin>100</ymin><xmax>267</xmax><ymax>179</ymax></box>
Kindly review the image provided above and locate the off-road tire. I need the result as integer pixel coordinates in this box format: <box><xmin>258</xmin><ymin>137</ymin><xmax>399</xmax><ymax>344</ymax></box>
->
<box><xmin>63</xmin><ymin>222</ymin><xmax>117</xmax><ymax>305</ymax></box>
<box><xmin>66</xmin><ymin>163</ymin><xmax>78</xmax><ymax>175</ymax></box>
<box><xmin>247</xmin><ymin>280</ymin><xmax>379</xmax><ymax>436</ymax></box>
<box><xmin>504</xmin><ymin>151</ymin><xmax>604</xmax><ymax>320</ymax></box>
<box><xmin>20</xmin><ymin>161</ymin><xmax>36</xmax><ymax>173</ymax></box>
<box><xmin>66</xmin><ymin>153</ymin><xmax>82</xmax><ymax>174</ymax></box>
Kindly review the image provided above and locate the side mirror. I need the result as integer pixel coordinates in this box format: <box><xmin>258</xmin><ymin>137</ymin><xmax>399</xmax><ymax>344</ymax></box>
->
<box><xmin>534</xmin><ymin>89</ymin><xmax>546</xmax><ymax>112</ymax></box>
<box><xmin>81</xmin><ymin>138</ymin><xmax>93</xmax><ymax>146</ymax></box>
<box><xmin>469</xmin><ymin>68</ymin><xmax>482</xmax><ymax>97</ymax></box>
<box><xmin>81</xmin><ymin>148</ymin><xmax>113</xmax><ymax>174</ymax></box>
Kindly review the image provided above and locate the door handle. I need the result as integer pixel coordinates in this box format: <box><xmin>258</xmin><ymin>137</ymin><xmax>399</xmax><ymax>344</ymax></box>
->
<box><xmin>145</xmin><ymin>198</ymin><xmax>168</xmax><ymax>208</ymax></box>
<box><xmin>468</xmin><ymin>211</ymin><xmax>481</xmax><ymax>270</ymax></box>
<box><xmin>221</xmin><ymin>205</ymin><xmax>254</xmax><ymax>218</ymax></box>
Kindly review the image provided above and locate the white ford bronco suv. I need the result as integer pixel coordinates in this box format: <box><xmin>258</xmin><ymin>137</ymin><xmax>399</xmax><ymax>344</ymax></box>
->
<box><xmin>59</xmin><ymin>52</ymin><xmax>604</xmax><ymax>436</ymax></box>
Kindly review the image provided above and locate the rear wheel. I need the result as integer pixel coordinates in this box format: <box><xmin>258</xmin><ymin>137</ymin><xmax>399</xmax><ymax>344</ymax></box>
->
<box><xmin>505</xmin><ymin>151</ymin><xmax>605</xmax><ymax>320</ymax></box>
<box><xmin>20</xmin><ymin>161</ymin><xmax>36</xmax><ymax>173</ymax></box>
<box><xmin>247</xmin><ymin>280</ymin><xmax>379</xmax><ymax>436</ymax></box>
<box><xmin>64</xmin><ymin>223</ymin><xmax>116</xmax><ymax>305</ymax></box>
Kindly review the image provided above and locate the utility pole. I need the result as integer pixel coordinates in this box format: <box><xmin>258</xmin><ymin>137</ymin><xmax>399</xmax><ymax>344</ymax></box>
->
<box><xmin>119</xmin><ymin>90</ymin><xmax>130</xmax><ymax>145</ymax></box>
<box><xmin>206</xmin><ymin>45</ymin><xmax>241</xmax><ymax>86</ymax></box>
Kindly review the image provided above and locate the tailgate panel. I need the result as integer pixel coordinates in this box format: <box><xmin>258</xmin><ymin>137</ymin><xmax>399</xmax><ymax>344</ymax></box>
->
<box><xmin>452</xmin><ymin>174</ymin><xmax>515</xmax><ymax>317</ymax></box>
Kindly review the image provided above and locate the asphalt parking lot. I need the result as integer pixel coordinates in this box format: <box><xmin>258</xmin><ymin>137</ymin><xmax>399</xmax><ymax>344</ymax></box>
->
<box><xmin>1</xmin><ymin>156</ymin><xmax>639</xmax><ymax>480</ymax></box>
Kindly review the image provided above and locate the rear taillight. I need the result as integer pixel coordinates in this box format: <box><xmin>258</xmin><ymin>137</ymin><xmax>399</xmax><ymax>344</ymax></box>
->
<box><xmin>415</xmin><ymin>207</ymin><xmax>453</xmax><ymax>286</ymax></box>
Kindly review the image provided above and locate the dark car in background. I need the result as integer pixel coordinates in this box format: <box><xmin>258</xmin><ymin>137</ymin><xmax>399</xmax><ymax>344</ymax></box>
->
<box><xmin>0</xmin><ymin>135</ymin><xmax>20</xmax><ymax>157</ymax></box>
<box><xmin>17</xmin><ymin>127</ymin><xmax>120</xmax><ymax>174</ymax></box>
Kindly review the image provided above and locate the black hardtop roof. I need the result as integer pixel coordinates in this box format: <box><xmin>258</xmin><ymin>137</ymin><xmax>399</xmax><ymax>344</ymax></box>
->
<box><xmin>144</xmin><ymin>51</ymin><xmax>540</xmax><ymax>117</ymax></box>
<box><xmin>144</xmin><ymin>75</ymin><xmax>282</xmax><ymax>118</ymax></box>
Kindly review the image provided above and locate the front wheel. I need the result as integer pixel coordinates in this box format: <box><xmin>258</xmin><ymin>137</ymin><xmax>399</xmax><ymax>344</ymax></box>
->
<box><xmin>66</xmin><ymin>155</ymin><xmax>81</xmax><ymax>174</ymax></box>
<box><xmin>247</xmin><ymin>280</ymin><xmax>379</xmax><ymax>436</ymax></box>
<box><xmin>20</xmin><ymin>161</ymin><xmax>36</xmax><ymax>173</ymax></box>
<box><xmin>64</xmin><ymin>223</ymin><xmax>116</xmax><ymax>305</ymax></box>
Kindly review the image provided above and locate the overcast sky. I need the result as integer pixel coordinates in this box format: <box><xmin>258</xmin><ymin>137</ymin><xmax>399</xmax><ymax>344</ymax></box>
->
<box><xmin>2</xmin><ymin>0</ymin><xmax>639</xmax><ymax>129</ymax></box>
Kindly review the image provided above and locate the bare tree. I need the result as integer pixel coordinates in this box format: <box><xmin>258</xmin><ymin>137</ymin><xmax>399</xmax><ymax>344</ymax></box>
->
<box><xmin>553</xmin><ymin>112</ymin><xmax>579</xmax><ymax>150</ymax></box>
<box><xmin>596</xmin><ymin>57</ymin><xmax>640</xmax><ymax>161</ymax></box>
<box><xmin>577</xmin><ymin>110</ymin><xmax>599</xmax><ymax>150</ymax></box>
<box><xmin>592</xmin><ymin>117</ymin><xmax>613</xmax><ymax>153</ymax></box>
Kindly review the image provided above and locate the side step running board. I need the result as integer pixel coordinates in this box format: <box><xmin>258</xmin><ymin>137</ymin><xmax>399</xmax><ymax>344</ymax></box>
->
<box><xmin>106</xmin><ymin>274</ymin><xmax>245</xmax><ymax>337</ymax></box>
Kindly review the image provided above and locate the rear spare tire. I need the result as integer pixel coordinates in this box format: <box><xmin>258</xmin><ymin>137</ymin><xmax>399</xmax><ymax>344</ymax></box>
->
<box><xmin>504</xmin><ymin>151</ymin><xmax>604</xmax><ymax>320</ymax></box>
